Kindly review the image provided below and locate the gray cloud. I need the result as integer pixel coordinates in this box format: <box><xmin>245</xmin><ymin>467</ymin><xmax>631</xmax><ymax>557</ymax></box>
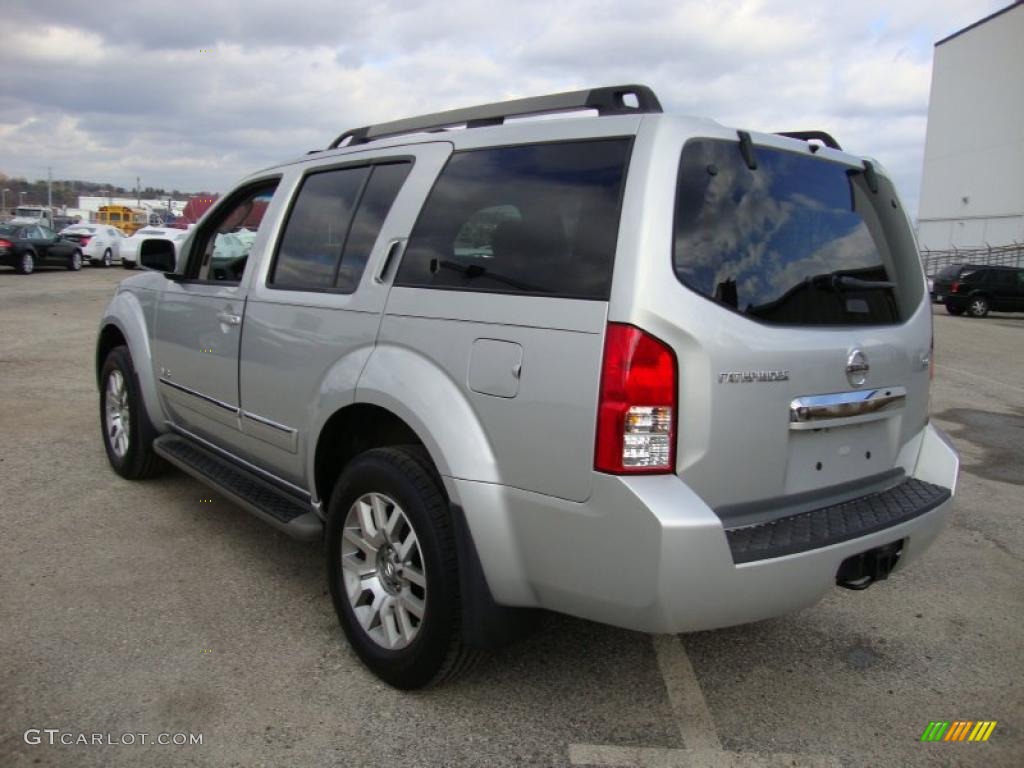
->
<box><xmin>0</xmin><ymin>0</ymin><xmax>1008</xmax><ymax>217</ymax></box>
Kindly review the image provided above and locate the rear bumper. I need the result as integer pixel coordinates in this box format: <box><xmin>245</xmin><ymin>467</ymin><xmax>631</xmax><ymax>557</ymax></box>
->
<box><xmin>450</xmin><ymin>422</ymin><xmax>958</xmax><ymax>634</ymax></box>
<box><xmin>943</xmin><ymin>295</ymin><xmax>970</xmax><ymax>308</ymax></box>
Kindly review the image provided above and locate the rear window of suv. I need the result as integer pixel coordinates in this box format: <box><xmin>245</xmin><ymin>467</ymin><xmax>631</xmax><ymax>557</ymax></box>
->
<box><xmin>673</xmin><ymin>139</ymin><xmax>916</xmax><ymax>326</ymax></box>
<box><xmin>396</xmin><ymin>139</ymin><xmax>631</xmax><ymax>300</ymax></box>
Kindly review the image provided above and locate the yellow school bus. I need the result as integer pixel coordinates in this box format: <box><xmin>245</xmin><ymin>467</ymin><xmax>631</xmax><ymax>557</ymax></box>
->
<box><xmin>96</xmin><ymin>206</ymin><xmax>148</xmax><ymax>236</ymax></box>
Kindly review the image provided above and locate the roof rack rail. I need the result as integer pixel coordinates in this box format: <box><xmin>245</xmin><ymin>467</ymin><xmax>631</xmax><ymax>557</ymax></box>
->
<box><xmin>327</xmin><ymin>84</ymin><xmax>662</xmax><ymax>149</ymax></box>
<box><xmin>775</xmin><ymin>130</ymin><xmax>842</xmax><ymax>150</ymax></box>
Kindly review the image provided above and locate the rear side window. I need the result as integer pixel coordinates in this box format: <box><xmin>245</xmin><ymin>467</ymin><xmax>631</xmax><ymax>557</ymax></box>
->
<box><xmin>673</xmin><ymin>139</ymin><xmax>913</xmax><ymax>325</ymax></box>
<box><xmin>396</xmin><ymin>139</ymin><xmax>631</xmax><ymax>300</ymax></box>
<box><xmin>271</xmin><ymin>166</ymin><xmax>369</xmax><ymax>290</ymax></box>
<box><xmin>336</xmin><ymin>163</ymin><xmax>411</xmax><ymax>292</ymax></box>
<box><xmin>271</xmin><ymin>162</ymin><xmax>411</xmax><ymax>293</ymax></box>
<box><xmin>992</xmin><ymin>270</ymin><xmax>1014</xmax><ymax>286</ymax></box>
<box><xmin>937</xmin><ymin>265</ymin><xmax>962</xmax><ymax>279</ymax></box>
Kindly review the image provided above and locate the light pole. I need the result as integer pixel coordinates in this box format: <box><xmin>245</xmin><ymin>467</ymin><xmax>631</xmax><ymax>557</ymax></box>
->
<box><xmin>1</xmin><ymin>188</ymin><xmax>9</xmax><ymax>213</ymax></box>
<box><xmin>19</xmin><ymin>191</ymin><xmax>26</xmax><ymax>207</ymax></box>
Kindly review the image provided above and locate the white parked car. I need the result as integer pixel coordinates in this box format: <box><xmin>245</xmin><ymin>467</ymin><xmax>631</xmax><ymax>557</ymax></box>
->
<box><xmin>120</xmin><ymin>227</ymin><xmax>190</xmax><ymax>269</ymax></box>
<box><xmin>58</xmin><ymin>224</ymin><xmax>124</xmax><ymax>267</ymax></box>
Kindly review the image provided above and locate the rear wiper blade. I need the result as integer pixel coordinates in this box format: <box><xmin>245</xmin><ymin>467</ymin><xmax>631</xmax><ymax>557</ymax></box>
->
<box><xmin>810</xmin><ymin>273</ymin><xmax>895</xmax><ymax>292</ymax></box>
<box><xmin>832</xmin><ymin>275</ymin><xmax>895</xmax><ymax>291</ymax></box>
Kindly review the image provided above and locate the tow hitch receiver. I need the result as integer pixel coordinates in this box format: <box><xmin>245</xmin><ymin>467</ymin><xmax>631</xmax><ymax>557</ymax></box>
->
<box><xmin>836</xmin><ymin>540</ymin><xmax>904</xmax><ymax>590</ymax></box>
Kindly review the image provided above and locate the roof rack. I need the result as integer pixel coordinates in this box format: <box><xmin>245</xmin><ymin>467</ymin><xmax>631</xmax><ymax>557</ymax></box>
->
<box><xmin>775</xmin><ymin>130</ymin><xmax>842</xmax><ymax>150</ymax></box>
<box><xmin>327</xmin><ymin>84</ymin><xmax>662</xmax><ymax>149</ymax></box>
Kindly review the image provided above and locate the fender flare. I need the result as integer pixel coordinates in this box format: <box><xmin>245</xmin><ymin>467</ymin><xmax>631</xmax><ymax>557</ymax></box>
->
<box><xmin>352</xmin><ymin>343</ymin><xmax>499</xmax><ymax>486</ymax></box>
<box><xmin>98</xmin><ymin>292</ymin><xmax>164</xmax><ymax>430</ymax></box>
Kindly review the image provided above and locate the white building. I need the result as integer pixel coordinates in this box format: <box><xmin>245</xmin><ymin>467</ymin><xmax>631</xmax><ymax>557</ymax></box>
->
<box><xmin>917</xmin><ymin>2</ymin><xmax>1024</xmax><ymax>251</ymax></box>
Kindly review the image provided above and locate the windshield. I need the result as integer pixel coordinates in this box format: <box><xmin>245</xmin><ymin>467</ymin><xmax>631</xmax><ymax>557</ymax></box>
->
<box><xmin>15</xmin><ymin>208</ymin><xmax>43</xmax><ymax>217</ymax></box>
<box><xmin>673</xmin><ymin>139</ymin><xmax>920</xmax><ymax>326</ymax></box>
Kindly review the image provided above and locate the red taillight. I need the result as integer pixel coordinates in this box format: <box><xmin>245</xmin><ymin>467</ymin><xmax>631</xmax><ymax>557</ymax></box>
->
<box><xmin>79</xmin><ymin>236</ymin><xmax>92</xmax><ymax>246</ymax></box>
<box><xmin>0</xmin><ymin>239</ymin><xmax>11</xmax><ymax>249</ymax></box>
<box><xmin>950</xmin><ymin>281</ymin><xmax>960</xmax><ymax>293</ymax></box>
<box><xmin>595</xmin><ymin>323</ymin><xmax>677</xmax><ymax>474</ymax></box>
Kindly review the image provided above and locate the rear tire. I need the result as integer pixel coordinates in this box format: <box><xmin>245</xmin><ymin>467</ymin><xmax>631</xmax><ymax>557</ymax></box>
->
<box><xmin>16</xmin><ymin>251</ymin><xmax>35</xmax><ymax>274</ymax></box>
<box><xmin>968</xmin><ymin>296</ymin><xmax>990</xmax><ymax>318</ymax></box>
<box><xmin>122</xmin><ymin>259</ymin><xmax>135</xmax><ymax>270</ymax></box>
<box><xmin>325</xmin><ymin>446</ymin><xmax>480</xmax><ymax>689</ymax></box>
<box><xmin>68</xmin><ymin>250</ymin><xmax>83</xmax><ymax>271</ymax></box>
<box><xmin>945</xmin><ymin>303</ymin><xmax>965</xmax><ymax>316</ymax></box>
<box><xmin>102</xmin><ymin>248</ymin><xmax>113</xmax><ymax>267</ymax></box>
<box><xmin>99</xmin><ymin>346</ymin><xmax>165</xmax><ymax>479</ymax></box>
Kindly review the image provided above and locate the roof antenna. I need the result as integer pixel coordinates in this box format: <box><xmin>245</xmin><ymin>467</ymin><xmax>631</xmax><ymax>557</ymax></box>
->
<box><xmin>737</xmin><ymin>131</ymin><xmax>758</xmax><ymax>170</ymax></box>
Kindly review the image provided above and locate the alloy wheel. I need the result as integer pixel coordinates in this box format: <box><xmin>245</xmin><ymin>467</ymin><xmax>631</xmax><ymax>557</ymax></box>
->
<box><xmin>20</xmin><ymin>253</ymin><xmax>34</xmax><ymax>274</ymax></box>
<box><xmin>104</xmin><ymin>369</ymin><xmax>131</xmax><ymax>459</ymax></box>
<box><xmin>969</xmin><ymin>298</ymin><xmax>988</xmax><ymax>317</ymax></box>
<box><xmin>103</xmin><ymin>249</ymin><xmax>112</xmax><ymax>267</ymax></box>
<box><xmin>340</xmin><ymin>492</ymin><xmax>427</xmax><ymax>650</ymax></box>
<box><xmin>71</xmin><ymin>251</ymin><xmax>82</xmax><ymax>270</ymax></box>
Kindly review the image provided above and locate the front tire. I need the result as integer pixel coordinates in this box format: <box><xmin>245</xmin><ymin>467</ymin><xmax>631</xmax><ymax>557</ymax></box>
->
<box><xmin>68</xmin><ymin>250</ymin><xmax>83</xmax><ymax>271</ymax></box>
<box><xmin>122</xmin><ymin>259</ymin><xmax>135</xmax><ymax>270</ymax></box>
<box><xmin>99</xmin><ymin>346</ymin><xmax>165</xmax><ymax>479</ymax></box>
<box><xmin>325</xmin><ymin>446</ymin><xmax>479</xmax><ymax>689</ymax></box>
<box><xmin>102</xmin><ymin>248</ymin><xmax>113</xmax><ymax>267</ymax></box>
<box><xmin>968</xmin><ymin>296</ymin><xmax>990</xmax><ymax>318</ymax></box>
<box><xmin>16</xmin><ymin>251</ymin><xmax>35</xmax><ymax>274</ymax></box>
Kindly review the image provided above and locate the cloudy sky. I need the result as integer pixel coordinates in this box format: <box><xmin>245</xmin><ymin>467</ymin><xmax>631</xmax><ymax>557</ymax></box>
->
<box><xmin>0</xmin><ymin>0</ymin><xmax>1006</xmax><ymax>216</ymax></box>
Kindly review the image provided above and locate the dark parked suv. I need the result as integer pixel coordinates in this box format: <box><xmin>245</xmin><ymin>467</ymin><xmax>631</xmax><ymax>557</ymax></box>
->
<box><xmin>934</xmin><ymin>264</ymin><xmax>1024</xmax><ymax>317</ymax></box>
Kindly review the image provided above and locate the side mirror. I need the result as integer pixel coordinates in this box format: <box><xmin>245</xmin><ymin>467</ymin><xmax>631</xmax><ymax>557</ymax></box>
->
<box><xmin>140</xmin><ymin>239</ymin><xmax>177</xmax><ymax>273</ymax></box>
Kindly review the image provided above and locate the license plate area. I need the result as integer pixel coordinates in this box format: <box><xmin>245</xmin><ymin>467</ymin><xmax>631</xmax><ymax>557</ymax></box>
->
<box><xmin>784</xmin><ymin>421</ymin><xmax>894</xmax><ymax>495</ymax></box>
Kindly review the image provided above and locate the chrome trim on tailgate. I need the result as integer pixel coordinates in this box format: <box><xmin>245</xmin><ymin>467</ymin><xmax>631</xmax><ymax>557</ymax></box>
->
<box><xmin>789</xmin><ymin>386</ymin><xmax>906</xmax><ymax>430</ymax></box>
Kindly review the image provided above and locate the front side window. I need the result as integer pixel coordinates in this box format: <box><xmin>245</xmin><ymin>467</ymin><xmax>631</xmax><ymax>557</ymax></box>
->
<box><xmin>395</xmin><ymin>139</ymin><xmax>631</xmax><ymax>299</ymax></box>
<box><xmin>270</xmin><ymin>162</ymin><xmax>410</xmax><ymax>292</ymax></box>
<box><xmin>673</xmin><ymin>139</ymin><xmax>913</xmax><ymax>325</ymax></box>
<box><xmin>191</xmin><ymin>181</ymin><xmax>278</xmax><ymax>283</ymax></box>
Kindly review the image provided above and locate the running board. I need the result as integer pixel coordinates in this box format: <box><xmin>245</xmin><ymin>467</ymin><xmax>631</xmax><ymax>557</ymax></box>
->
<box><xmin>153</xmin><ymin>434</ymin><xmax>322</xmax><ymax>542</ymax></box>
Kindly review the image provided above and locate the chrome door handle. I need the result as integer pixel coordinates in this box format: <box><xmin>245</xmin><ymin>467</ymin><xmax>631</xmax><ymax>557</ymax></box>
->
<box><xmin>217</xmin><ymin>312</ymin><xmax>242</xmax><ymax>326</ymax></box>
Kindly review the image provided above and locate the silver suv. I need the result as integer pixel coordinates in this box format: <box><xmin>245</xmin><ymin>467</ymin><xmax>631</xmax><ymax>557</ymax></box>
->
<box><xmin>96</xmin><ymin>85</ymin><xmax>959</xmax><ymax>689</ymax></box>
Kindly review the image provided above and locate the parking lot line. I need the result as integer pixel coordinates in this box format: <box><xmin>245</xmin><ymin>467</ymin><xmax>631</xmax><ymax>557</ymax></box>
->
<box><xmin>568</xmin><ymin>636</ymin><xmax>841</xmax><ymax>768</ymax></box>
<box><xmin>568</xmin><ymin>744</ymin><xmax>841</xmax><ymax>767</ymax></box>
<box><xmin>652</xmin><ymin>634</ymin><xmax>722</xmax><ymax>751</ymax></box>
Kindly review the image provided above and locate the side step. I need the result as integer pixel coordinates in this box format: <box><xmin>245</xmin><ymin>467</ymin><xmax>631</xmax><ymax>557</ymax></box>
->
<box><xmin>153</xmin><ymin>434</ymin><xmax>322</xmax><ymax>542</ymax></box>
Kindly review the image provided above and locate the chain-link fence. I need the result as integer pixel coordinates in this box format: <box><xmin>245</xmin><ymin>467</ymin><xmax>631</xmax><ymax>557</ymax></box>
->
<box><xmin>920</xmin><ymin>242</ymin><xmax>1024</xmax><ymax>275</ymax></box>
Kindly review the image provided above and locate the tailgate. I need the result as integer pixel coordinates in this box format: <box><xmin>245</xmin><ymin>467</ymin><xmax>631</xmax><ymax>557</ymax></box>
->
<box><xmin>644</xmin><ymin>133</ymin><xmax>932</xmax><ymax>510</ymax></box>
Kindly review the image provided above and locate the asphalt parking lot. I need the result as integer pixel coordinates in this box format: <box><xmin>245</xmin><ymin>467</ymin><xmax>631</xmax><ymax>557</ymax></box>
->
<box><xmin>1</xmin><ymin>267</ymin><xmax>1021</xmax><ymax>768</ymax></box>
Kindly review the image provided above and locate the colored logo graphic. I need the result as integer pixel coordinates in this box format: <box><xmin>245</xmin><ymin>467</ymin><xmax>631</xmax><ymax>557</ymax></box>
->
<box><xmin>920</xmin><ymin>721</ymin><xmax>997</xmax><ymax>742</ymax></box>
